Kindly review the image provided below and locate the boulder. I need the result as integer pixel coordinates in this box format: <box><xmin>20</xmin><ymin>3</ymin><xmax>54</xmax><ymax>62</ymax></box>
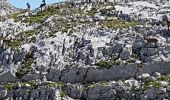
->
<box><xmin>0</xmin><ymin>90</ymin><xmax>7</xmax><ymax>98</ymax></box>
<box><xmin>124</xmin><ymin>79</ymin><xmax>139</xmax><ymax>88</ymax></box>
<box><xmin>120</xmin><ymin>47</ymin><xmax>132</xmax><ymax>60</ymax></box>
<box><xmin>132</xmin><ymin>41</ymin><xmax>145</xmax><ymax>50</ymax></box>
<box><xmin>153</xmin><ymin>72</ymin><xmax>161</xmax><ymax>77</ymax></box>
<box><xmin>38</xmin><ymin>40</ymin><xmax>46</xmax><ymax>47</ymax></box>
<box><xmin>166</xmin><ymin>86</ymin><xmax>170</xmax><ymax>92</ymax></box>
<box><xmin>77</xmin><ymin>51</ymin><xmax>86</xmax><ymax>61</ymax></box>
<box><xmin>138</xmin><ymin>73</ymin><xmax>150</xmax><ymax>80</ymax></box>
<box><xmin>22</xmin><ymin>73</ymin><xmax>41</xmax><ymax>82</ymax></box>
<box><xmin>46</xmin><ymin>68</ymin><xmax>61</xmax><ymax>82</ymax></box>
<box><xmin>145</xmin><ymin>89</ymin><xmax>157</xmax><ymax>100</ymax></box>
<box><xmin>141</xmin><ymin>47</ymin><xmax>158</xmax><ymax>57</ymax></box>
<box><xmin>162</xmin><ymin>45</ymin><xmax>170</xmax><ymax>54</ymax></box>
<box><xmin>0</xmin><ymin>71</ymin><xmax>18</xmax><ymax>82</ymax></box>
<box><xmin>108</xmin><ymin>42</ymin><xmax>124</xmax><ymax>55</ymax></box>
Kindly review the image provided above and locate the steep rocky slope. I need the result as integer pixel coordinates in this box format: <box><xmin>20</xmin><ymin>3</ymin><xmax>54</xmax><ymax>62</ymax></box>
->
<box><xmin>0</xmin><ymin>0</ymin><xmax>170</xmax><ymax>99</ymax></box>
<box><xmin>0</xmin><ymin>0</ymin><xmax>20</xmax><ymax>16</ymax></box>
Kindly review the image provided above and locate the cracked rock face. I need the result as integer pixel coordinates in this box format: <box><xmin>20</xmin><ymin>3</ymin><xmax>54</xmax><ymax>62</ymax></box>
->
<box><xmin>1</xmin><ymin>0</ymin><xmax>170</xmax><ymax>99</ymax></box>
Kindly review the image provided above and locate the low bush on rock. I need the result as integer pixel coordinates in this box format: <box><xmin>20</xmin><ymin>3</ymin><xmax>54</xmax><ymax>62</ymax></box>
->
<box><xmin>99</xmin><ymin>20</ymin><xmax>142</xmax><ymax>29</ymax></box>
<box><xmin>141</xmin><ymin>80</ymin><xmax>161</xmax><ymax>92</ymax></box>
<box><xmin>96</xmin><ymin>60</ymin><xmax>113</xmax><ymax>69</ymax></box>
<box><xmin>137</xmin><ymin>63</ymin><xmax>144</xmax><ymax>68</ymax></box>
<box><xmin>15</xmin><ymin>58</ymin><xmax>34</xmax><ymax>79</ymax></box>
<box><xmin>157</xmin><ymin>75</ymin><xmax>169</xmax><ymax>81</ymax></box>
<box><xmin>113</xmin><ymin>59</ymin><xmax>122</xmax><ymax>65</ymax></box>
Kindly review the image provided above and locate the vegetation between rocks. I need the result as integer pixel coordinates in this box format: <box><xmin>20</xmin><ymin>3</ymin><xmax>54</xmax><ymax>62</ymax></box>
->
<box><xmin>99</xmin><ymin>20</ymin><xmax>142</xmax><ymax>29</ymax></box>
<box><xmin>96</xmin><ymin>60</ymin><xmax>113</xmax><ymax>69</ymax></box>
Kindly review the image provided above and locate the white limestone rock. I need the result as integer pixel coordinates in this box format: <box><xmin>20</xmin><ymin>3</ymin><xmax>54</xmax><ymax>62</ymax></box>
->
<box><xmin>138</xmin><ymin>73</ymin><xmax>150</xmax><ymax>80</ymax></box>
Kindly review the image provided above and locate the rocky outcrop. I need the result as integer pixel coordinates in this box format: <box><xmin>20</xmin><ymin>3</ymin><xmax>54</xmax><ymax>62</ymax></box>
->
<box><xmin>0</xmin><ymin>72</ymin><xmax>170</xmax><ymax>100</ymax></box>
<box><xmin>0</xmin><ymin>0</ymin><xmax>20</xmax><ymax>16</ymax></box>
<box><xmin>0</xmin><ymin>0</ymin><xmax>170</xmax><ymax>99</ymax></box>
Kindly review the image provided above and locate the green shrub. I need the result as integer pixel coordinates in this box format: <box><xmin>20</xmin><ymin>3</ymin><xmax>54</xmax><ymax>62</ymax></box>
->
<box><xmin>23</xmin><ymin>15</ymin><xmax>46</xmax><ymax>23</ymax></box>
<box><xmin>87</xmin><ymin>8</ymin><xmax>97</xmax><ymax>16</ymax></box>
<box><xmin>152</xmin><ymin>81</ymin><xmax>161</xmax><ymax>89</ymax></box>
<box><xmin>4</xmin><ymin>83</ymin><xmax>15</xmax><ymax>91</ymax></box>
<box><xmin>157</xmin><ymin>75</ymin><xmax>169</xmax><ymax>81</ymax></box>
<box><xmin>8</xmin><ymin>40</ymin><xmax>22</xmax><ymax>48</ymax></box>
<box><xmin>113</xmin><ymin>60</ymin><xmax>122</xmax><ymax>65</ymax></box>
<box><xmin>96</xmin><ymin>60</ymin><xmax>113</xmax><ymax>69</ymax></box>
<box><xmin>18</xmin><ymin>30</ymin><xmax>36</xmax><ymax>38</ymax></box>
<box><xmin>4</xmin><ymin>81</ymin><xmax>37</xmax><ymax>91</ymax></box>
<box><xmin>48</xmin><ymin>82</ymin><xmax>65</xmax><ymax>87</ymax></box>
<box><xmin>141</xmin><ymin>80</ymin><xmax>161</xmax><ymax>92</ymax></box>
<box><xmin>99</xmin><ymin>81</ymin><xmax>108</xmax><ymax>85</ymax></box>
<box><xmin>16</xmin><ymin>58</ymin><xmax>33</xmax><ymax>78</ymax></box>
<box><xmin>60</xmin><ymin>90</ymin><xmax>67</xmax><ymax>97</ymax></box>
<box><xmin>137</xmin><ymin>63</ymin><xmax>144</xmax><ymax>68</ymax></box>
<box><xmin>9</xmin><ymin>13</ymin><xmax>22</xmax><ymax>22</ymax></box>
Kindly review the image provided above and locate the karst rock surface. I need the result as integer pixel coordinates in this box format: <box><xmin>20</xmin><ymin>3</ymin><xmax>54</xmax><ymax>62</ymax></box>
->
<box><xmin>0</xmin><ymin>0</ymin><xmax>170</xmax><ymax>99</ymax></box>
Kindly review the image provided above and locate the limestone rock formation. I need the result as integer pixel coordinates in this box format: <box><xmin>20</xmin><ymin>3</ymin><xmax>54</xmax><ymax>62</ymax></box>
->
<box><xmin>0</xmin><ymin>0</ymin><xmax>170</xmax><ymax>99</ymax></box>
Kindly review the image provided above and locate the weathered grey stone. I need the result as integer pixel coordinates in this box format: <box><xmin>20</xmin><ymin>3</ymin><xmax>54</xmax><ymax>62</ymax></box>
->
<box><xmin>132</xmin><ymin>41</ymin><xmax>145</xmax><ymax>50</ymax></box>
<box><xmin>124</xmin><ymin>79</ymin><xmax>139</xmax><ymax>88</ymax></box>
<box><xmin>64</xmin><ymin>84</ymin><xmax>83</xmax><ymax>99</ymax></box>
<box><xmin>46</xmin><ymin>68</ymin><xmax>61</xmax><ymax>82</ymax></box>
<box><xmin>120</xmin><ymin>48</ymin><xmax>131</xmax><ymax>60</ymax></box>
<box><xmin>137</xmin><ymin>73</ymin><xmax>150</xmax><ymax>80</ymax></box>
<box><xmin>0</xmin><ymin>90</ymin><xmax>7</xmax><ymax>98</ymax></box>
<box><xmin>166</xmin><ymin>86</ymin><xmax>170</xmax><ymax>92</ymax></box>
<box><xmin>162</xmin><ymin>45</ymin><xmax>170</xmax><ymax>54</ymax></box>
<box><xmin>77</xmin><ymin>51</ymin><xmax>86</xmax><ymax>61</ymax></box>
<box><xmin>38</xmin><ymin>40</ymin><xmax>46</xmax><ymax>47</ymax></box>
<box><xmin>22</xmin><ymin>73</ymin><xmax>41</xmax><ymax>82</ymax></box>
<box><xmin>159</xmin><ymin>81</ymin><xmax>169</xmax><ymax>86</ymax></box>
<box><xmin>141</xmin><ymin>47</ymin><xmax>158</xmax><ymax>57</ymax></box>
<box><xmin>60</xmin><ymin>67</ymin><xmax>89</xmax><ymax>83</ymax></box>
<box><xmin>110</xmin><ymin>42</ymin><xmax>124</xmax><ymax>54</ymax></box>
<box><xmin>0</xmin><ymin>71</ymin><xmax>18</xmax><ymax>82</ymax></box>
<box><xmin>153</xmin><ymin>72</ymin><xmax>161</xmax><ymax>77</ymax></box>
<box><xmin>145</xmin><ymin>89</ymin><xmax>157</xmax><ymax>100</ymax></box>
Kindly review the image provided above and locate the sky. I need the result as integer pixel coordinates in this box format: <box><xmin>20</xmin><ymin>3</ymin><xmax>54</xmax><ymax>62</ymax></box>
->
<box><xmin>8</xmin><ymin>0</ymin><xmax>65</xmax><ymax>9</ymax></box>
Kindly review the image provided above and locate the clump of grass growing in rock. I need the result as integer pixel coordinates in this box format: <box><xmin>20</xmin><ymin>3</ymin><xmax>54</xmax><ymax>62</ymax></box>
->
<box><xmin>132</xmin><ymin>54</ymin><xmax>139</xmax><ymax>59</ymax></box>
<box><xmin>8</xmin><ymin>40</ymin><xmax>22</xmax><ymax>48</ymax></box>
<box><xmin>152</xmin><ymin>81</ymin><xmax>161</xmax><ymax>89</ymax></box>
<box><xmin>137</xmin><ymin>63</ymin><xmax>144</xmax><ymax>68</ymax></box>
<box><xmin>18</xmin><ymin>6</ymin><xmax>61</xmax><ymax>23</ymax></box>
<box><xmin>0</xmin><ymin>16</ymin><xmax>6</xmax><ymax>21</ymax></box>
<box><xmin>4</xmin><ymin>81</ymin><xmax>37</xmax><ymax>91</ymax></box>
<box><xmin>99</xmin><ymin>81</ymin><xmax>108</xmax><ymax>86</ymax></box>
<box><xmin>23</xmin><ymin>15</ymin><xmax>47</xmax><ymax>23</ymax></box>
<box><xmin>9</xmin><ymin>13</ymin><xmax>22</xmax><ymax>22</ymax></box>
<box><xmin>15</xmin><ymin>58</ymin><xmax>34</xmax><ymax>79</ymax></box>
<box><xmin>16</xmin><ymin>30</ymin><xmax>37</xmax><ymax>42</ymax></box>
<box><xmin>96</xmin><ymin>59</ymin><xmax>124</xmax><ymax>69</ymax></box>
<box><xmin>0</xmin><ymin>36</ymin><xmax>5</xmax><ymax>40</ymax></box>
<box><xmin>125</xmin><ymin>59</ymin><xmax>136</xmax><ymax>64</ymax></box>
<box><xmin>157</xmin><ymin>75</ymin><xmax>169</xmax><ymax>81</ymax></box>
<box><xmin>87</xmin><ymin>8</ymin><xmax>97</xmax><ymax>16</ymax></box>
<box><xmin>96</xmin><ymin>60</ymin><xmax>113</xmax><ymax>69</ymax></box>
<box><xmin>113</xmin><ymin>59</ymin><xmax>122</xmax><ymax>65</ymax></box>
<box><xmin>20</xmin><ymin>30</ymin><xmax>36</xmax><ymax>37</ymax></box>
<box><xmin>141</xmin><ymin>80</ymin><xmax>161</xmax><ymax>92</ymax></box>
<box><xmin>84</xmin><ymin>83</ymin><xmax>96</xmax><ymax>89</ymax></box>
<box><xmin>48</xmin><ymin>82</ymin><xmax>65</xmax><ymax>87</ymax></box>
<box><xmin>99</xmin><ymin>20</ymin><xmax>142</xmax><ymax>29</ymax></box>
<box><xmin>4</xmin><ymin>83</ymin><xmax>17</xmax><ymax>91</ymax></box>
<box><xmin>60</xmin><ymin>90</ymin><xmax>67</xmax><ymax>97</ymax></box>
